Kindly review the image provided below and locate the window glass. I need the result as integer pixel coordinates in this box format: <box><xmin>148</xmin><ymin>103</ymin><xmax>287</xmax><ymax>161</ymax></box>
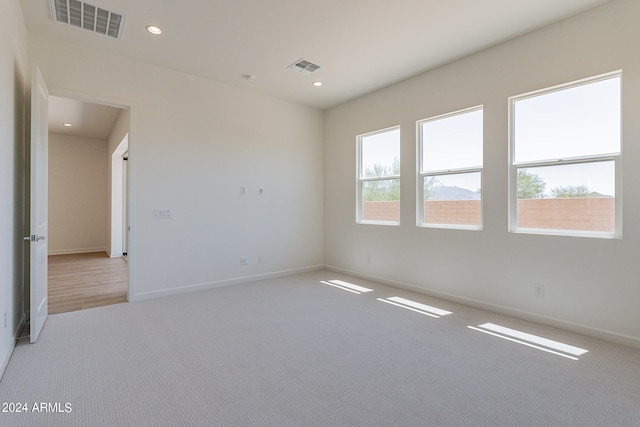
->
<box><xmin>514</xmin><ymin>77</ymin><xmax>620</xmax><ymax>163</ymax></box>
<box><xmin>419</xmin><ymin>107</ymin><xmax>482</xmax><ymax>229</ymax></box>
<box><xmin>510</xmin><ymin>73</ymin><xmax>621</xmax><ymax>237</ymax></box>
<box><xmin>361</xmin><ymin>129</ymin><xmax>400</xmax><ymax>178</ymax></box>
<box><xmin>421</xmin><ymin>108</ymin><xmax>483</xmax><ymax>171</ymax></box>
<box><xmin>358</xmin><ymin>127</ymin><xmax>401</xmax><ymax>224</ymax></box>
<box><xmin>516</xmin><ymin>162</ymin><xmax>614</xmax><ymax>233</ymax></box>
<box><xmin>424</xmin><ymin>172</ymin><xmax>481</xmax><ymax>227</ymax></box>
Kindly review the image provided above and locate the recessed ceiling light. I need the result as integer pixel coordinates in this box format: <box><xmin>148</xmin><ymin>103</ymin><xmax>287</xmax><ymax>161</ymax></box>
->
<box><xmin>146</xmin><ymin>25</ymin><xmax>162</xmax><ymax>35</ymax></box>
<box><xmin>63</xmin><ymin>123</ymin><xmax>72</xmax><ymax>127</ymax></box>
<box><xmin>313</xmin><ymin>81</ymin><xmax>323</xmax><ymax>87</ymax></box>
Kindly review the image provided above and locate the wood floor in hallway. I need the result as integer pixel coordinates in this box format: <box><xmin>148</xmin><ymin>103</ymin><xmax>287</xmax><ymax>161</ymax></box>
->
<box><xmin>48</xmin><ymin>252</ymin><xmax>128</xmax><ymax>315</ymax></box>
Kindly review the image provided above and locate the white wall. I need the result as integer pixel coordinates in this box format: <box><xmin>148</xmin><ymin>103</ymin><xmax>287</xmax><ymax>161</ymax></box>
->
<box><xmin>48</xmin><ymin>133</ymin><xmax>108</xmax><ymax>255</ymax></box>
<box><xmin>0</xmin><ymin>0</ymin><xmax>27</xmax><ymax>377</ymax></box>
<box><xmin>29</xmin><ymin>34</ymin><xmax>325</xmax><ymax>300</ymax></box>
<box><xmin>324</xmin><ymin>0</ymin><xmax>640</xmax><ymax>346</ymax></box>
<box><xmin>107</xmin><ymin>109</ymin><xmax>129</xmax><ymax>157</ymax></box>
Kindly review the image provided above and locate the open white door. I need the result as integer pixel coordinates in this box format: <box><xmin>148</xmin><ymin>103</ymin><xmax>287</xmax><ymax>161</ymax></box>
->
<box><xmin>29</xmin><ymin>65</ymin><xmax>49</xmax><ymax>343</ymax></box>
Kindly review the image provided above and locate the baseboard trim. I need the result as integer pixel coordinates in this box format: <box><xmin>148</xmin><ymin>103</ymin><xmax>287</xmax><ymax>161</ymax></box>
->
<box><xmin>0</xmin><ymin>339</ymin><xmax>15</xmax><ymax>383</ymax></box>
<box><xmin>131</xmin><ymin>265</ymin><xmax>325</xmax><ymax>302</ymax></box>
<box><xmin>48</xmin><ymin>248</ymin><xmax>108</xmax><ymax>256</ymax></box>
<box><xmin>0</xmin><ymin>313</ymin><xmax>24</xmax><ymax>383</ymax></box>
<box><xmin>324</xmin><ymin>264</ymin><xmax>640</xmax><ymax>349</ymax></box>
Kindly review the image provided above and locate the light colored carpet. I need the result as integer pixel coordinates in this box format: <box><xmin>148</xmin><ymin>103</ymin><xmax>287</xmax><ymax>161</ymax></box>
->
<box><xmin>1</xmin><ymin>270</ymin><xmax>639</xmax><ymax>426</ymax></box>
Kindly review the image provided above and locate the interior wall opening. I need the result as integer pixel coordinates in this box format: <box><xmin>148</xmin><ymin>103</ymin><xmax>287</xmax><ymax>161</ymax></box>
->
<box><xmin>47</xmin><ymin>95</ymin><xmax>130</xmax><ymax>314</ymax></box>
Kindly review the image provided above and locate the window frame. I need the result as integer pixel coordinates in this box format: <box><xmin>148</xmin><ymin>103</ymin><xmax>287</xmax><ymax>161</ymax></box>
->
<box><xmin>508</xmin><ymin>71</ymin><xmax>622</xmax><ymax>239</ymax></box>
<box><xmin>356</xmin><ymin>126</ymin><xmax>401</xmax><ymax>226</ymax></box>
<box><xmin>417</xmin><ymin>105</ymin><xmax>483</xmax><ymax>230</ymax></box>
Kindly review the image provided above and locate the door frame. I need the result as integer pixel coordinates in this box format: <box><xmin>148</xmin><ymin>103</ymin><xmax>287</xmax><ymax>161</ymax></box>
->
<box><xmin>46</xmin><ymin>87</ymin><xmax>136</xmax><ymax>302</ymax></box>
<box><xmin>110</xmin><ymin>134</ymin><xmax>128</xmax><ymax>258</ymax></box>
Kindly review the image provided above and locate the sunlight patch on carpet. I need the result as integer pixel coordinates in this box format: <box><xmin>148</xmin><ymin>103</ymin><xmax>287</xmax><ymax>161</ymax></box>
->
<box><xmin>468</xmin><ymin>323</ymin><xmax>588</xmax><ymax>360</ymax></box>
<box><xmin>377</xmin><ymin>296</ymin><xmax>452</xmax><ymax>318</ymax></box>
<box><xmin>320</xmin><ymin>280</ymin><xmax>373</xmax><ymax>294</ymax></box>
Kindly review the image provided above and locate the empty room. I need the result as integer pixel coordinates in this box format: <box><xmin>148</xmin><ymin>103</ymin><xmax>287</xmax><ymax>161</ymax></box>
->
<box><xmin>1</xmin><ymin>0</ymin><xmax>639</xmax><ymax>426</ymax></box>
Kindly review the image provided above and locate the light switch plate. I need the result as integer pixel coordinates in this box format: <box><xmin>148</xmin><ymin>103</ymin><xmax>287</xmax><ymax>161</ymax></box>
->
<box><xmin>153</xmin><ymin>209</ymin><xmax>172</xmax><ymax>219</ymax></box>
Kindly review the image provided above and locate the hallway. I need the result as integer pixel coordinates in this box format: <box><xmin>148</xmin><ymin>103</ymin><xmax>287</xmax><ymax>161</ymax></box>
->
<box><xmin>48</xmin><ymin>252</ymin><xmax>127</xmax><ymax>314</ymax></box>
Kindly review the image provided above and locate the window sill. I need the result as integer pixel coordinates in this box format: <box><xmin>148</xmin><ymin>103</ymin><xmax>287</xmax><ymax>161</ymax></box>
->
<box><xmin>357</xmin><ymin>220</ymin><xmax>401</xmax><ymax>227</ymax></box>
<box><xmin>418</xmin><ymin>223</ymin><xmax>482</xmax><ymax>231</ymax></box>
<box><xmin>510</xmin><ymin>227</ymin><xmax>621</xmax><ymax>240</ymax></box>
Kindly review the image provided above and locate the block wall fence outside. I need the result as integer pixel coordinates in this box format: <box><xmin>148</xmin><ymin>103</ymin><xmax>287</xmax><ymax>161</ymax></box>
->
<box><xmin>362</xmin><ymin>201</ymin><xmax>401</xmax><ymax>222</ymax></box>
<box><xmin>517</xmin><ymin>198</ymin><xmax>614</xmax><ymax>232</ymax></box>
<box><xmin>363</xmin><ymin>198</ymin><xmax>614</xmax><ymax>231</ymax></box>
<box><xmin>425</xmin><ymin>200</ymin><xmax>481</xmax><ymax>226</ymax></box>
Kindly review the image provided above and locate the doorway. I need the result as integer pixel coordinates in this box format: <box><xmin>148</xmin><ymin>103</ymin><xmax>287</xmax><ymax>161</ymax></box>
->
<box><xmin>47</xmin><ymin>95</ymin><xmax>131</xmax><ymax>314</ymax></box>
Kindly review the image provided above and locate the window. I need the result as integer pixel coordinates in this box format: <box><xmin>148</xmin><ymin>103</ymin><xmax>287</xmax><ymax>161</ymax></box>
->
<box><xmin>418</xmin><ymin>106</ymin><xmax>483</xmax><ymax>229</ymax></box>
<box><xmin>357</xmin><ymin>126</ymin><xmax>400</xmax><ymax>224</ymax></box>
<box><xmin>509</xmin><ymin>72</ymin><xmax>621</xmax><ymax>237</ymax></box>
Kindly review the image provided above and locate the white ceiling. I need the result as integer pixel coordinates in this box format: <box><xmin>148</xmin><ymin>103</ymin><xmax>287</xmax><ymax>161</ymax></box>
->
<box><xmin>48</xmin><ymin>95</ymin><xmax>122</xmax><ymax>139</ymax></box>
<box><xmin>21</xmin><ymin>0</ymin><xmax>613</xmax><ymax>110</ymax></box>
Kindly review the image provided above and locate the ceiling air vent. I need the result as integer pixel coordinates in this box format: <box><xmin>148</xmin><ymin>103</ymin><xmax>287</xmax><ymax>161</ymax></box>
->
<box><xmin>287</xmin><ymin>58</ymin><xmax>320</xmax><ymax>75</ymax></box>
<box><xmin>50</xmin><ymin>0</ymin><xmax>126</xmax><ymax>39</ymax></box>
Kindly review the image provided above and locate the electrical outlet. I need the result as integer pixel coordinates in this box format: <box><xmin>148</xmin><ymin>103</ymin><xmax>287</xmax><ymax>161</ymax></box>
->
<box><xmin>240</xmin><ymin>257</ymin><xmax>249</xmax><ymax>265</ymax></box>
<box><xmin>367</xmin><ymin>255</ymin><xmax>372</xmax><ymax>264</ymax></box>
<box><xmin>534</xmin><ymin>283</ymin><xmax>545</xmax><ymax>298</ymax></box>
<box><xmin>240</xmin><ymin>186</ymin><xmax>246</xmax><ymax>194</ymax></box>
<box><xmin>257</xmin><ymin>255</ymin><xmax>264</xmax><ymax>264</ymax></box>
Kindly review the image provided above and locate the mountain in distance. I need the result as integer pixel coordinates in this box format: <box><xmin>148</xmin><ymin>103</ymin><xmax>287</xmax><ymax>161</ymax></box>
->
<box><xmin>587</xmin><ymin>192</ymin><xmax>613</xmax><ymax>198</ymax></box>
<box><xmin>427</xmin><ymin>187</ymin><xmax>611</xmax><ymax>200</ymax></box>
<box><xmin>429</xmin><ymin>186</ymin><xmax>480</xmax><ymax>201</ymax></box>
